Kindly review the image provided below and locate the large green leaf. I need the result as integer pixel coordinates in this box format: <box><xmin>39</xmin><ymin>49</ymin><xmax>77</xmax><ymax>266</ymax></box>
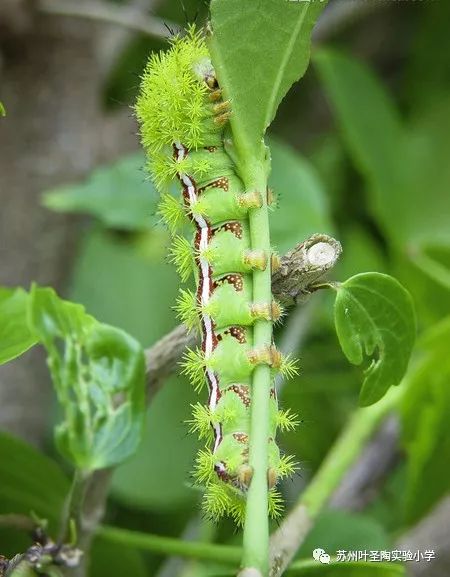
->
<box><xmin>314</xmin><ymin>49</ymin><xmax>450</xmax><ymax>251</ymax></box>
<box><xmin>209</xmin><ymin>0</ymin><xmax>327</xmax><ymax>160</ymax></box>
<box><xmin>269</xmin><ymin>139</ymin><xmax>333</xmax><ymax>253</ymax></box>
<box><xmin>0</xmin><ymin>288</ymin><xmax>36</xmax><ymax>364</ymax></box>
<box><xmin>42</xmin><ymin>154</ymin><xmax>158</xmax><ymax>231</ymax></box>
<box><xmin>29</xmin><ymin>286</ymin><xmax>146</xmax><ymax>471</ymax></box>
<box><xmin>0</xmin><ymin>433</ymin><xmax>69</xmax><ymax>527</ymax></box>
<box><xmin>401</xmin><ymin>317</ymin><xmax>450</xmax><ymax>523</ymax></box>
<box><xmin>333</xmin><ymin>273</ymin><xmax>416</xmax><ymax>406</ymax></box>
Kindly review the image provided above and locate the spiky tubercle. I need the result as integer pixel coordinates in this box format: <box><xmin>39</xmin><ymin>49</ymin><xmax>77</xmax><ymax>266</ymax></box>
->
<box><xmin>136</xmin><ymin>26</ymin><xmax>298</xmax><ymax>522</ymax></box>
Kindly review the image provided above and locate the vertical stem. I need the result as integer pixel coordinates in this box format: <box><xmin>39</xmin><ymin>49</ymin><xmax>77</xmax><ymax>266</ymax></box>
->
<box><xmin>240</xmin><ymin>159</ymin><xmax>272</xmax><ymax>576</ymax></box>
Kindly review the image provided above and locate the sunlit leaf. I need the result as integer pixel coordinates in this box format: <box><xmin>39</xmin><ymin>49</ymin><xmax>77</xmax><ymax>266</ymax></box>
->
<box><xmin>209</xmin><ymin>0</ymin><xmax>327</xmax><ymax>160</ymax></box>
<box><xmin>333</xmin><ymin>273</ymin><xmax>416</xmax><ymax>406</ymax></box>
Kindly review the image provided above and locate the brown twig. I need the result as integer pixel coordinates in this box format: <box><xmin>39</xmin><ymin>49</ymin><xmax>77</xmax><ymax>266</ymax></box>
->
<box><xmin>37</xmin><ymin>0</ymin><xmax>177</xmax><ymax>40</ymax></box>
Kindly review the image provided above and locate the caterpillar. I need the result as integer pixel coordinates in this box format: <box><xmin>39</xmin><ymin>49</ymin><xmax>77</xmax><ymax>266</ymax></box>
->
<box><xmin>136</xmin><ymin>26</ymin><xmax>298</xmax><ymax>524</ymax></box>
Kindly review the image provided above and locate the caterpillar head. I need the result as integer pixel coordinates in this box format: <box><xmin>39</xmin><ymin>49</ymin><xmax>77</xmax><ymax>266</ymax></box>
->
<box><xmin>135</xmin><ymin>26</ymin><xmax>227</xmax><ymax>190</ymax></box>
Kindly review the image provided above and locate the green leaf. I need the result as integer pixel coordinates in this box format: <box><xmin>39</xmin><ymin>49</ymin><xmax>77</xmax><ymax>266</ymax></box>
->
<box><xmin>42</xmin><ymin>154</ymin><xmax>158</xmax><ymax>231</ymax></box>
<box><xmin>91</xmin><ymin>536</ymin><xmax>147</xmax><ymax>577</ymax></box>
<box><xmin>0</xmin><ymin>432</ymin><xmax>69</xmax><ymax>528</ymax></box>
<box><xmin>333</xmin><ymin>273</ymin><xmax>416</xmax><ymax>406</ymax></box>
<box><xmin>29</xmin><ymin>286</ymin><xmax>146</xmax><ymax>471</ymax></box>
<box><xmin>0</xmin><ymin>288</ymin><xmax>37</xmax><ymax>364</ymax></box>
<box><xmin>269</xmin><ymin>138</ymin><xmax>333</xmax><ymax>253</ymax></box>
<box><xmin>298</xmin><ymin>510</ymin><xmax>390</xmax><ymax>559</ymax></box>
<box><xmin>0</xmin><ymin>101</ymin><xmax>5</xmax><ymax>117</ymax></box>
<box><xmin>314</xmin><ymin>49</ymin><xmax>450</xmax><ymax>250</ymax></box>
<box><xmin>209</xmin><ymin>0</ymin><xmax>327</xmax><ymax>160</ymax></box>
<box><xmin>401</xmin><ymin>316</ymin><xmax>450</xmax><ymax>524</ymax></box>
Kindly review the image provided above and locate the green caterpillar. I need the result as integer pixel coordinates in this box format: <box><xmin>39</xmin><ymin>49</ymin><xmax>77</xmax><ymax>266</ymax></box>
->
<box><xmin>136</xmin><ymin>26</ymin><xmax>298</xmax><ymax>524</ymax></box>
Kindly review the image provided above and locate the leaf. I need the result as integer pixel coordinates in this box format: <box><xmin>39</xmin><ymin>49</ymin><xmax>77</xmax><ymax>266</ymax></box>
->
<box><xmin>42</xmin><ymin>154</ymin><xmax>158</xmax><ymax>231</ymax></box>
<box><xmin>0</xmin><ymin>288</ymin><xmax>37</xmax><ymax>364</ymax></box>
<box><xmin>90</xmin><ymin>536</ymin><xmax>147</xmax><ymax>577</ymax></box>
<box><xmin>298</xmin><ymin>510</ymin><xmax>390</xmax><ymax>559</ymax></box>
<box><xmin>401</xmin><ymin>316</ymin><xmax>450</xmax><ymax>524</ymax></box>
<box><xmin>269</xmin><ymin>138</ymin><xmax>334</xmax><ymax>253</ymax></box>
<box><xmin>333</xmin><ymin>273</ymin><xmax>416</xmax><ymax>406</ymax></box>
<box><xmin>209</xmin><ymin>0</ymin><xmax>327</xmax><ymax>160</ymax></box>
<box><xmin>314</xmin><ymin>49</ymin><xmax>450</xmax><ymax>250</ymax></box>
<box><xmin>29</xmin><ymin>285</ymin><xmax>146</xmax><ymax>471</ymax></box>
<box><xmin>0</xmin><ymin>101</ymin><xmax>5</xmax><ymax>117</ymax></box>
<box><xmin>0</xmin><ymin>432</ymin><xmax>69</xmax><ymax>529</ymax></box>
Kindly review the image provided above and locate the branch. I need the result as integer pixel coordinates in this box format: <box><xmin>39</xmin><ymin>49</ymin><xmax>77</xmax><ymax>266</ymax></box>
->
<box><xmin>37</xmin><ymin>0</ymin><xmax>176</xmax><ymax>40</ymax></box>
<box><xmin>145</xmin><ymin>234</ymin><xmax>341</xmax><ymax>399</ymax></box>
<box><xmin>268</xmin><ymin>386</ymin><xmax>404</xmax><ymax>577</ymax></box>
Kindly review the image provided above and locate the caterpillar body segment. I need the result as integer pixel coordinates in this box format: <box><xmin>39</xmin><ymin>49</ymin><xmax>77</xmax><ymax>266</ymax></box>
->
<box><xmin>136</xmin><ymin>26</ymin><xmax>298</xmax><ymax>524</ymax></box>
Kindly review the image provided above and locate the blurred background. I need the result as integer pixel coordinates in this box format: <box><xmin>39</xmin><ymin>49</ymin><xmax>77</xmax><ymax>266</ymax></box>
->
<box><xmin>0</xmin><ymin>0</ymin><xmax>449</xmax><ymax>576</ymax></box>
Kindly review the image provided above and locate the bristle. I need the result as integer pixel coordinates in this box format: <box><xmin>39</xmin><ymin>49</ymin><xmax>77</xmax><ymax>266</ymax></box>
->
<box><xmin>181</xmin><ymin>348</ymin><xmax>206</xmax><ymax>392</ymax></box>
<box><xmin>203</xmin><ymin>482</ymin><xmax>234</xmax><ymax>521</ymax></box>
<box><xmin>169</xmin><ymin>235</ymin><xmax>195</xmax><ymax>282</ymax></box>
<box><xmin>194</xmin><ymin>449</ymin><xmax>216</xmax><ymax>484</ymax></box>
<box><xmin>158</xmin><ymin>193</ymin><xmax>187</xmax><ymax>234</ymax></box>
<box><xmin>277</xmin><ymin>454</ymin><xmax>299</xmax><ymax>479</ymax></box>
<box><xmin>187</xmin><ymin>402</ymin><xmax>214</xmax><ymax>441</ymax></box>
<box><xmin>280</xmin><ymin>354</ymin><xmax>300</xmax><ymax>380</ymax></box>
<box><xmin>174</xmin><ymin>288</ymin><xmax>200</xmax><ymax>330</ymax></box>
<box><xmin>268</xmin><ymin>489</ymin><xmax>284</xmax><ymax>519</ymax></box>
<box><xmin>276</xmin><ymin>408</ymin><xmax>300</xmax><ymax>432</ymax></box>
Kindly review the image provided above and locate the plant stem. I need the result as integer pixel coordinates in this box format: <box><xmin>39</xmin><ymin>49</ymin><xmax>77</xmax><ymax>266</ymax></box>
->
<box><xmin>240</xmin><ymin>157</ymin><xmax>272</xmax><ymax>576</ymax></box>
<box><xmin>98</xmin><ymin>525</ymin><xmax>242</xmax><ymax>565</ymax></box>
<box><xmin>269</xmin><ymin>384</ymin><xmax>405</xmax><ymax>576</ymax></box>
<box><xmin>59</xmin><ymin>469</ymin><xmax>90</xmax><ymax>544</ymax></box>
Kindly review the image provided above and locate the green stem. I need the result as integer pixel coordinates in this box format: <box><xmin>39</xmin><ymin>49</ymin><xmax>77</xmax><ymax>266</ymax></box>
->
<box><xmin>269</xmin><ymin>384</ymin><xmax>405</xmax><ymax>576</ymax></box>
<box><xmin>59</xmin><ymin>469</ymin><xmax>90</xmax><ymax>544</ymax></box>
<box><xmin>98</xmin><ymin>525</ymin><xmax>242</xmax><ymax>565</ymax></box>
<box><xmin>241</xmin><ymin>156</ymin><xmax>273</xmax><ymax>575</ymax></box>
<box><xmin>301</xmin><ymin>385</ymin><xmax>403</xmax><ymax>517</ymax></box>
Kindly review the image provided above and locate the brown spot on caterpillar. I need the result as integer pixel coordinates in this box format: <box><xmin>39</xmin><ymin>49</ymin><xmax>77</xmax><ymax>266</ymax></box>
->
<box><xmin>214</xmin><ymin>100</ymin><xmax>231</xmax><ymax>115</ymax></box>
<box><xmin>233</xmin><ymin>432</ymin><xmax>249</xmax><ymax>444</ymax></box>
<box><xmin>268</xmin><ymin>467</ymin><xmax>278</xmax><ymax>489</ymax></box>
<box><xmin>247</xmin><ymin>345</ymin><xmax>282</xmax><ymax>368</ymax></box>
<box><xmin>250</xmin><ymin>301</ymin><xmax>282</xmax><ymax>322</ymax></box>
<box><xmin>198</xmin><ymin>177</ymin><xmax>229</xmax><ymax>195</ymax></box>
<box><xmin>213</xmin><ymin>273</ymin><xmax>244</xmax><ymax>292</ymax></box>
<box><xmin>227</xmin><ymin>326</ymin><xmax>247</xmax><ymax>343</ymax></box>
<box><xmin>214</xmin><ymin>461</ymin><xmax>230</xmax><ymax>482</ymax></box>
<box><xmin>238</xmin><ymin>464</ymin><xmax>253</xmax><ymax>488</ymax></box>
<box><xmin>228</xmin><ymin>384</ymin><xmax>251</xmax><ymax>407</ymax></box>
<box><xmin>238</xmin><ymin>191</ymin><xmax>263</xmax><ymax>209</ymax></box>
<box><xmin>209</xmin><ymin>88</ymin><xmax>222</xmax><ymax>102</ymax></box>
<box><xmin>243</xmin><ymin>249</ymin><xmax>267</xmax><ymax>271</ymax></box>
<box><xmin>204</xmin><ymin>146</ymin><xmax>218</xmax><ymax>152</ymax></box>
<box><xmin>214</xmin><ymin>221</ymin><xmax>243</xmax><ymax>239</ymax></box>
<box><xmin>214</xmin><ymin>111</ymin><xmax>231</xmax><ymax>126</ymax></box>
<box><xmin>271</xmin><ymin>253</ymin><xmax>281</xmax><ymax>272</ymax></box>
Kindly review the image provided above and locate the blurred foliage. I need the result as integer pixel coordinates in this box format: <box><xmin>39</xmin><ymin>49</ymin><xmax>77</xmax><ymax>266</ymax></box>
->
<box><xmin>0</xmin><ymin>1</ymin><xmax>449</xmax><ymax>576</ymax></box>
